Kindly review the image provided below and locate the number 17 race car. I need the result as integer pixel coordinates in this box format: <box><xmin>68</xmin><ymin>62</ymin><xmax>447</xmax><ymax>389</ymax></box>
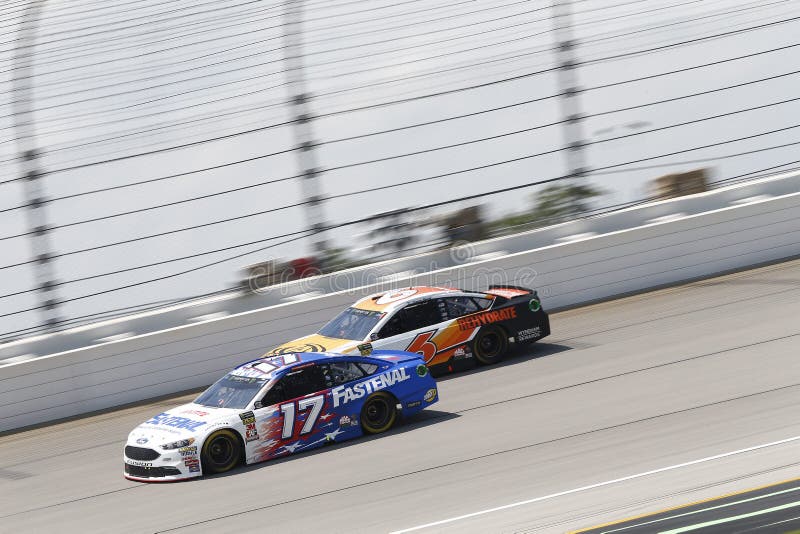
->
<box><xmin>268</xmin><ymin>285</ymin><xmax>550</xmax><ymax>375</ymax></box>
<box><xmin>124</xmin><ymin>350</ymin><xmax>437</xmax><ymax>481</ymax></box>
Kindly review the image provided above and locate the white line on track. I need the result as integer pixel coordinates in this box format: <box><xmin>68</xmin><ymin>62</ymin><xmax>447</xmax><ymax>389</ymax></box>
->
<box><xmin>389</xmin><ymin>434</ymin><xmax>800</xmax><ymax>533</ymax></box>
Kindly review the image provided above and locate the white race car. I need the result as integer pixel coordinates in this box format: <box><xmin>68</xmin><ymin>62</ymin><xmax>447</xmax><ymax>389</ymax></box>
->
<box><xmin>124</xmin><ymin>350</ymin><xmax>437</xmax><ymax>481</ymax></box>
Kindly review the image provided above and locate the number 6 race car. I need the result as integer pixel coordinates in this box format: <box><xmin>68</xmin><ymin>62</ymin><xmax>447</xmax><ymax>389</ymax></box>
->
<box><xmin>124</xmin><ymin>350</ymin><xmax>437</xmax><ymax>481</ymax></box>
<box><xmin>268</xmin><ymin>285</ymin><xmax>550</xmax><ymax>375</ymax></box>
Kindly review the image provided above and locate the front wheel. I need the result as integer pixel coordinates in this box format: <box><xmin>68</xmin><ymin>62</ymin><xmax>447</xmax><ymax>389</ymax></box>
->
<box><xmin>472</xmin><ymin>325</ymin><xmax>508</xmax><ymax>365</ymax></box>
<box><xmin>201</xmin><ymin>429</ymin><xmax>242</xmax><ymax>474</ymax></box>
<box><xmin>361</xmin><ymin>391</ymin><xmax>398</xmax><ymax>434</ymax></box>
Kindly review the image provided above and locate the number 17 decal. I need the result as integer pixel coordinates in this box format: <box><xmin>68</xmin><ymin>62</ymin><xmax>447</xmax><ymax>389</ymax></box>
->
<box><xmin>279</xmin><ymin>395</ymin><xmax>325</xmax><ymax>440</ymax></box>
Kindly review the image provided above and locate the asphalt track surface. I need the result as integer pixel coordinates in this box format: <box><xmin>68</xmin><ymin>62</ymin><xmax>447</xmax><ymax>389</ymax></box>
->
<box><xmin>575</xmin><ymin>478</ymin><xmax>800</xmax><ymax>533</ymax></box>
<box><xmin>1</xmin><ymin>260</ymin><xmax>799</xmax><ymax>533</ymax></box>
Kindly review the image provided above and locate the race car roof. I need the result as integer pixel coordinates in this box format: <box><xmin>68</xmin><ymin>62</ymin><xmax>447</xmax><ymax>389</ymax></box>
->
<box><xmin>230</xmin><ymin>350</ymin><xmax>414</xmax><ymax>379</ymax></box>
<box><xmin>352</xmin><ymin>286</ymin><xmax>459</xmax><ymax>312</ymax></box>
<box><xmin>230</xmin><ymin>352</ymin><xmax>334</xmax><ymax>379</ymax></box>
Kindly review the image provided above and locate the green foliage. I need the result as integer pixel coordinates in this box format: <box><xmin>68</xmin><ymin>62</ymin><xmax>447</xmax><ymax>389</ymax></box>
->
<box><xmin>530</xmin><ymin>183</ymin><xmax>604</xmax><ymax>222</ymax></box>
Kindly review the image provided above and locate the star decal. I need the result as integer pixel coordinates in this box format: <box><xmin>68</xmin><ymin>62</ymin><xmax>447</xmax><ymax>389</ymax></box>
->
<box><xmin>324</xmin><ymin>427</ymin><xmax>346</xmax><ymax>442</ymax></box>
<box><xmin>280</xmin><ymin>441</ymin><xmax>303</xmax><ymax>453</ymax></box>
<box><xmin>319</xmin><ymin>413</ymin><xmax>334</xmax><ymax>421</ymax></box>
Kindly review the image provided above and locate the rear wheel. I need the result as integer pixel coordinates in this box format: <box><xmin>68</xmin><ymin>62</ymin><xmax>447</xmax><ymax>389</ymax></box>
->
<box><xmin>201</xmin><ymin>429</ymin><xmax>241</xmax><ymax>474</ymax></box>
<box><xmin>360</xmin><ymin>391</ymin><xmax>398</xmax><ymax>434</ymax></box>
<box><xmin>472</xmin><ymin>325</ymin><xmax>508</xmax><ymax>365</ymax></box>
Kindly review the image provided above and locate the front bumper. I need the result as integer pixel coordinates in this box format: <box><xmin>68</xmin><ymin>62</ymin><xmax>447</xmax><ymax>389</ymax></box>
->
<box><xmin>123</xmin><ymin>444</ymin><xmax>202</xmax><ymax>482</ymax></box>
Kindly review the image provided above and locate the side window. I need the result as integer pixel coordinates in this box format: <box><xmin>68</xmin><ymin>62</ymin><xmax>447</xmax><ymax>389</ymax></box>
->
<box><xmin>440</xmin><ymin>297</ymin><xmax>480</xmax><ymax>319</ymax></box>
<box><xmin>358</xmin><ymin>363</ymin><xmax>378</xmax><ymax>375</ymax></box>
<box><xmin>402</xmin><ymin>300</ymin><xmax>443</xmax><ymax>331</ymax></box>
<box><xmin>325</xmin><ymin>361</ymin><xmax>366</xmax><ymax>386</ymax></box>
<box><xmin>473</xmin><ymin>297</ymin><xmax>493</xmax><ymax>310</ymax></box>
<box><xmin>378</xmin><ymin>312</ymin><xmax>406</xmax><ymax>339</ymax></box>
<box><xmin>262</xmin><ymin>365</ymin><xmax>326</xmax><ymax>406</ymax></box>
<box><xmin>378</xmin><ymin>300</ymin><xmax>443</xmax><ymax>338</ymax></box>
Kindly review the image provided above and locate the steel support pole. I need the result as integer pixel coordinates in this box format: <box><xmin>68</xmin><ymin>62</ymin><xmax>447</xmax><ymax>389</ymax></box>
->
<box><xmin>552</xmin><ymin>0</ymin><xmax>589</xmax><ymax>180</ymax></box>
<box><xmin>12</xmin><ymin>0</ymin><xmax>62</xmax><ymax>329</ymax></box>
<box><xmin>282</xmin><ymin>0</ymin><xmax>328</xmax><ymax>260</ymax></box>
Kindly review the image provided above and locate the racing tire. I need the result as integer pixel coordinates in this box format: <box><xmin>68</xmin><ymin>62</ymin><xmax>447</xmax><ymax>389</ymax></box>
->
<box><xmin>472</xmin><ymin>325</ymin><xmax>508</xmax><ymax>365</ymax></box>
<box><xmin>201</xmin><ymin>429</ymin><xmax>242</xmax><ymax>475</ymax></box>
<box><xmin>360</xmin><ymin>391</ymin><xmax>398</xmax><ymax>435</ymax></box>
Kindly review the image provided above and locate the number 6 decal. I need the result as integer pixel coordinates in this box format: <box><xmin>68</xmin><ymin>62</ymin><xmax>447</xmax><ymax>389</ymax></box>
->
<box><xmin>279</xmin><ymin>395</ymin><xmax>325</xmax><ymax>440</ymax></box>
<box><xmin>407</xmin><ymin>331</ymin><xmax>438</xmax><ymax>363</ymax></box>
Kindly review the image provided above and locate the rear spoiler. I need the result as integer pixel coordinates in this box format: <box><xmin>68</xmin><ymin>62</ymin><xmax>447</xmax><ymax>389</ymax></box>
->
<box><xmin>486</xmin><ymin>285</ymin><xmax>536</xmax><ymax>300</ymax></box>
<box><xmin>365</xmin><ymin>349</ymin><xmax>425</xmax><ymax>364</ymax></box>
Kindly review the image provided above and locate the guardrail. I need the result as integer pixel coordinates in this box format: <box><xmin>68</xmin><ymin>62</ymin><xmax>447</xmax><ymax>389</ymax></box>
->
<box><xmin>1</xmin><ymin>176</ymin><xmax>799</xmax><ymax>431</ymax></box>
<box><xmin>2</xmin><ymin>170</ymin><xmax>799</xmax><ymax>362</ymax></box>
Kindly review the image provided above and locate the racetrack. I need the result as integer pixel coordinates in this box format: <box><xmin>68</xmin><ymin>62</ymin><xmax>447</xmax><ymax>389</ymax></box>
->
<box><xmin>1</xmin><ymin>259</ymin><xmax>799</xmax><ymax>533</ymax></box>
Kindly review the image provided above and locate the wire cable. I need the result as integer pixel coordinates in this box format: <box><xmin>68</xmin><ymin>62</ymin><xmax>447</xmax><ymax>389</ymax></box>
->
<box><xmin>3</xmin><ymin>127</ymin><xmax>799</xmax><ymax>276</ymax></box>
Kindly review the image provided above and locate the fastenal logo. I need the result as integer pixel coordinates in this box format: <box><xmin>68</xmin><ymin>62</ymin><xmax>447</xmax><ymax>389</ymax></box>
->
<box><xmin>332</xmin><ymin>368</ymin><xmax>410</xmax><ymax>407</ymax></box>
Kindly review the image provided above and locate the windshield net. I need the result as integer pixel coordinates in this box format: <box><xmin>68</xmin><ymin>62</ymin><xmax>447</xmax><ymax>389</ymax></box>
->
<box><xmin>318</xmin><ymin>307</ymin><xmax>383</xmax><ymax>340</ymax></box>
<box><xmin>194</xmin><ymin>374</ymin><xmax>268</xmax><ymax>409</ymax></box>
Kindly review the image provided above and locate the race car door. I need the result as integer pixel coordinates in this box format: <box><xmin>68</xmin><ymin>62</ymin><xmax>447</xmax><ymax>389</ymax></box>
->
<box><xmin>248</xmin><ymin>364</ymin><xmax>330</xmax><ymax>462</ymax></box>
<box><xmin>373</xmin><ymin>299</ymin><xmax>445</xmax><ymax>363</ymax></box>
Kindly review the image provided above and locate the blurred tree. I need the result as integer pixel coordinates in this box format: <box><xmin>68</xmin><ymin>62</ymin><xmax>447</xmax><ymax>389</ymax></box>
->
<box><xmin>488</xmin><ymin>182</ymin><xmax>605</xmax><ymax>236</ymax></box>
<box><xmin>530</xmin><ymin>183</ymin><xmax>604</xmax><ymax>222</ymax></box>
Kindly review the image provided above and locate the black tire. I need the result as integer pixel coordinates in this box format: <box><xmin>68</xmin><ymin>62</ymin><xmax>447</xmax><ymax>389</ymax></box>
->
<box><xmin>472</xmin><ymin>325</ymin><xmax>508</xmax><ymax>365</ymax></box>
<box><xmin>360</xmin><ymin>391</ymin><xmax>398</xmax><ymax>435</ymax></box>
<box><xmin>201</xmin><ymin>429</ymin><xmax>242</xmax><ymax>475</ymax></box>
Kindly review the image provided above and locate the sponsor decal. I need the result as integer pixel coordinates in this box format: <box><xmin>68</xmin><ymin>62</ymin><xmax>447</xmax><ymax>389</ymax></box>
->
<box><xmin>136</xmin><ymin>437</ymin><xmax>148</xmax><ymax>445</ymax></box>
<box><xmin>239</xmin><ymin>411</ymin><xmax>260</xmax><ymax>442</ymax></box>
<box><xmin>339</xmin><ymin>415</ymin><xmax>352</xmax><ymax>426</ymax></box>
<box><xmin>125</xmin><ymin>459</ymin><xmax>153</xmax><ymax>467</ymax></box>
<box><xmin>375</xmin><ymin>289</ymin><xmax>417</xmax><ymax>305</ymax></box>
<box><xmin>144</xmin><ymin>413</ymin><xmax>207</xmax><ymax>432</ymax></box>
<box><xmin>453</xmin><ymin>346</ymin><xmax>472</xmax><ymax>360</ymax></box>
<box><xmin>181</xmin><ymin>409</ymin><xmax>209</xmax><ymax>417</ymax></box>
<box><xmin>357</xmin><ymin>342</ymin><xmax>373</xmax><ymax>355</ymax></box>
<box><xmin>457</xmin><ymin>307</ymin><xmax>517</xmax><ymax>331</ymax></box>
<box><xmin>406</xmin><ymin>401</ymin><xmax>422</xmax><ymax>409</ymax></box>
<box><xmin>178</xmin><ymin>446</ymin><xmax>197</xmax><ymax>456</ymax></box>
<box><xmin>332</xmin><ymin>368</ymin><xmax>410</xmax><ymax>407</ymax></box>
<box><xmin>239</xmin><ymin>411</ymin><xmax>256</xmax><ymax>425</ymax></box>
<box><xmin>184</xmin><ymin>457</ymin><xmax>200</xmax><ymax>473</ymax></box>
<box><xmin>529</xmin><ymin>298</ymin><xmax>541</xmax><ymax>312</ymax></box>
<box><xmin>268</xmin><ymin>343</ymin><xmax>326</xmax><ymax>356</ymax></box>
<box><xmin>245</xmin><ymin>425</ymin><xmax>259</xmax><ymax>442</ymax></box>
<box><xmin>517</xmin><ymin>326</ymin><xmax>542</xmax><ymax>342</ymax></box>
<box><xmin>424</xmin><ymin>388</ymin><xmax>437</xmax><ymax>402</ymax></box>
<box><xmin>416</xmin><ymin>364</ymin><xmax>429</xmax><ymax>377</ymax></box>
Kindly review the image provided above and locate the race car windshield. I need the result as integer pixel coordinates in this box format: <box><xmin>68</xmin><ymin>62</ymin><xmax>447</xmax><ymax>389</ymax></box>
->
<box><xmin>194</xmin><ymin>374</ymin><xmax>268</xmax><ymax>409</ymax></box>
<box><xmin>318</xmin><ymin>307</ymin><xmax>383</xmax><ymax>340</ymax></box>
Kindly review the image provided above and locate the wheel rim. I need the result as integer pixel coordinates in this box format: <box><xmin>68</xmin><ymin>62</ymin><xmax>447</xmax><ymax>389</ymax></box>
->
<box><xmin>478</xmin><ymin>332</ymin><xmax>502</xmax><ymax>357</ymax></box>
<box><xmin>364</xmin><ymin>397</ymin><xmax>391</xmax><ymax>429</ymax></box>
<box><xmin>208</xmin><ymin>435</ymin><xmax>234</xmax><ymax>466</ymax></box>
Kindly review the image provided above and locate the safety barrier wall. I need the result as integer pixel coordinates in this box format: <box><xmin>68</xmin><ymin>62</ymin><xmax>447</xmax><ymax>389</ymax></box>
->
<box><xmin>2</xmin><ymin>170</ymin><xmax>799</xmax><ymax>361</ymax></box>
<box><xmin>1</xmin><ymin>190</ymin><xmax>799</xmax><ymax>432</ymax></box>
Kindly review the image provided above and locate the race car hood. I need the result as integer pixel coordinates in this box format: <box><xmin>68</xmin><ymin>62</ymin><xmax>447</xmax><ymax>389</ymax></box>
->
<box><xmin>265</xmin><ymin>333</ymin><xmax>360</xmax><ymax>356</ymax></box>
<box><xmin>128</xmin><ymin>403</ymin><xmax>239</xmax><ymax>446</ymax></box>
